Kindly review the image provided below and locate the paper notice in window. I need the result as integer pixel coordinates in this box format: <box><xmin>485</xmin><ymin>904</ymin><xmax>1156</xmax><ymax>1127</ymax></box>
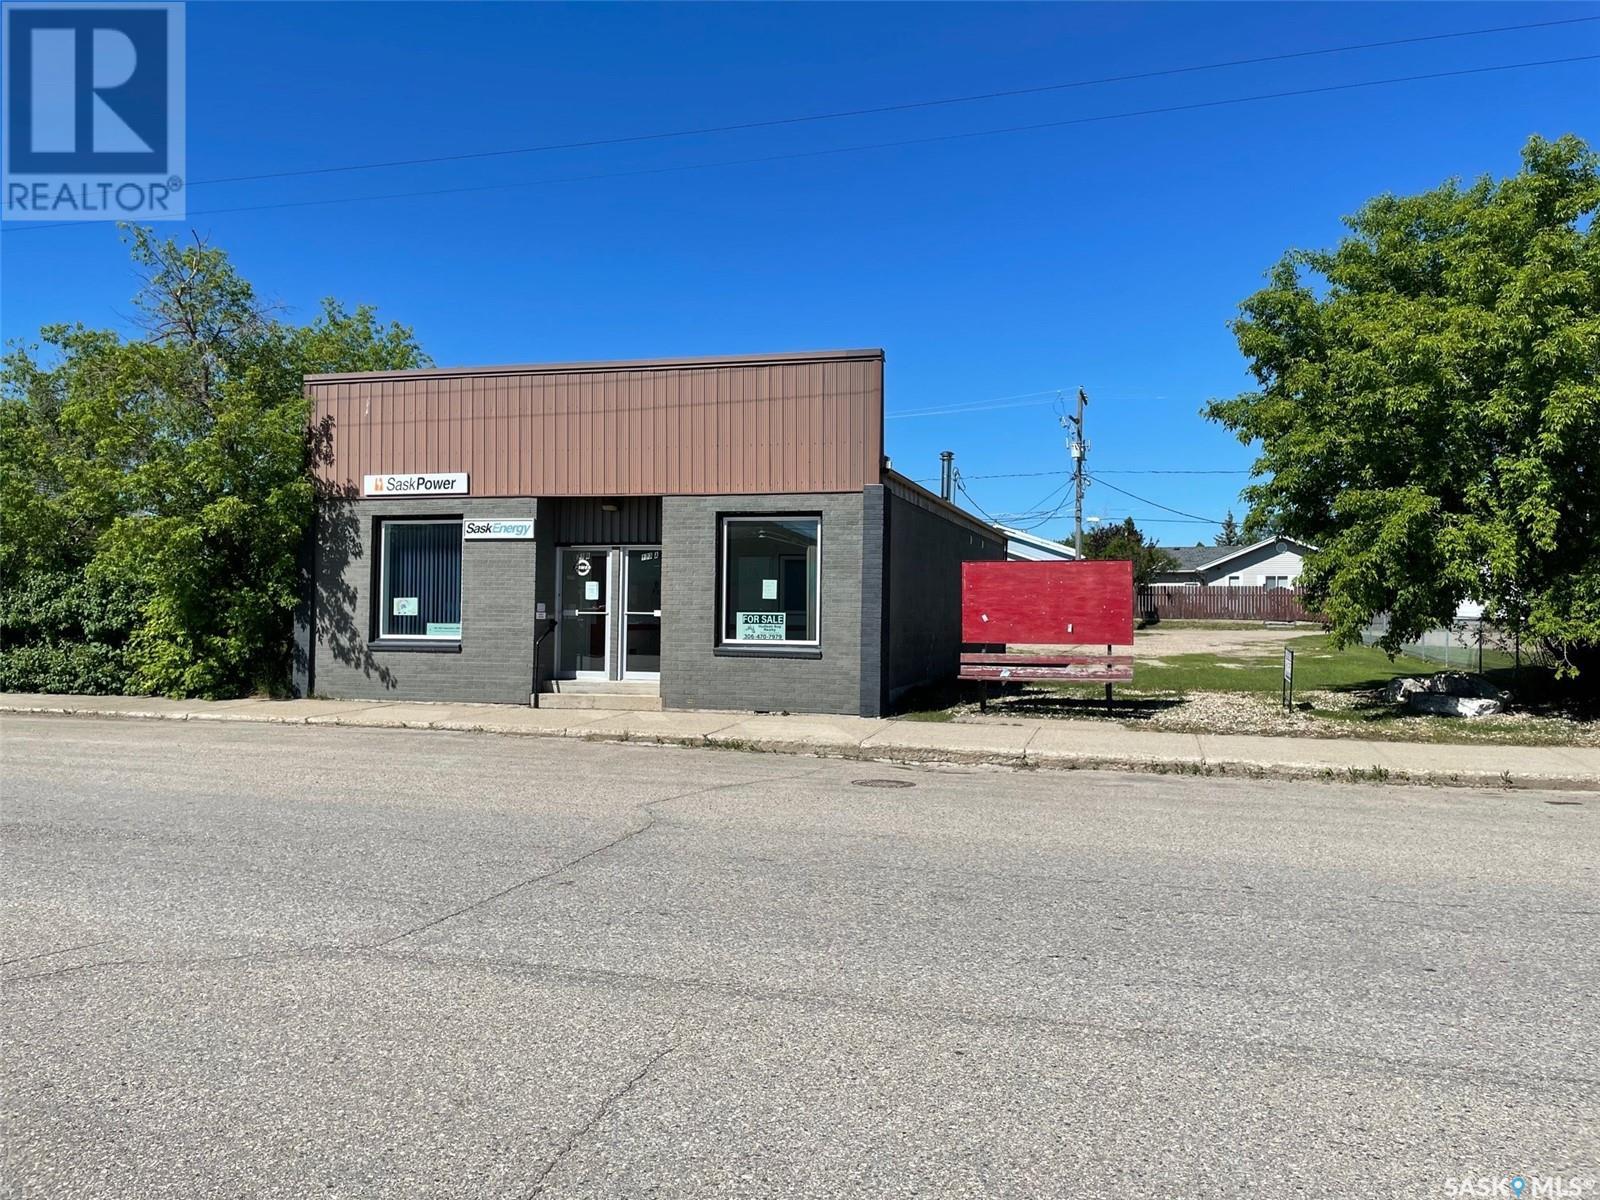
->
<box><xmin>392</xmin><ymin>597</ymin><xmax>418</xmax><ymax>617</ymax></box>
<box><xmin>585</xmin><ymin>581</ymin><xmax>600</xmax><ymax>601</ymax></box>
<box><xmin>761</xmin><ymin>578</ymin><xmax>778</xmax><ymax>600</ymax></box>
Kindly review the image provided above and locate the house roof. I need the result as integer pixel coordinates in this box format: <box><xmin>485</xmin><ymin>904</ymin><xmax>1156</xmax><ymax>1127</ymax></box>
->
<box><xmin>996</xmin><ymin>525</ymin><xmax>1078</xmax><ymax>561</ymax></box>
<box><xmin>1155</xmin><ymin>536</ymin><xmax>1316</xmax><ymax>574</ymax></box>
<box><xmin>1157</xmin><ymin>545</ymin><xmax>1223</xmax><ymax>572</ymax></box>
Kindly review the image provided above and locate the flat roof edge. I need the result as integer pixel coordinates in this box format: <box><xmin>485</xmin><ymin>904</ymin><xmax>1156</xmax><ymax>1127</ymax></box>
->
<box><xmin>304</xmin><ymin>348</ymin><xmax>885</xmax><ymax>385</ymax></box>
<box><xmin>882</xmin><ymin>469</ymin><xmax>1002</xmax><ymax>540</ymax></box>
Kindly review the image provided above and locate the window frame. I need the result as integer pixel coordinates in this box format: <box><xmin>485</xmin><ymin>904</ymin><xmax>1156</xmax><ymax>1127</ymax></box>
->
<box><xmin>376</xmin><ymin>517</ymin><xmax>465</xmax><ymax>642</ymax></box>
<box><xmin>717</xmin><ymin>514</ymin><xmax>822</xmax><ymax>648</ymax></box>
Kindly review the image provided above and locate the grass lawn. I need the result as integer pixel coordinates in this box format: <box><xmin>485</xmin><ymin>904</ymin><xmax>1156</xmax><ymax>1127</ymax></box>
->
<box><xmin>1139</xmin><ymin>619</ymin><xmax>1322</xmax><ymax>632</ymax></box>
<box><xmin>896</xmin><ymin>634</ymin><xmax>1595</xmax><ymax>746</ymax></box>
<box><xmin>1134</xmin><ymin>634</ymin><xmax>1434</xmax><ymax>694</ymax></box>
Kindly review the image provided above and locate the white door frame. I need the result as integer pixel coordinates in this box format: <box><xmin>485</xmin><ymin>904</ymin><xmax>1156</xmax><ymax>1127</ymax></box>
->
<box><xmin>620</xmin><ymin>546</ymin><xmax>663</xmax><ymax>681</ymax></box>
<box><xmin>556</xmin><ymin>546</ymin><xmax>612</xmax><ymax>680</ymax></box>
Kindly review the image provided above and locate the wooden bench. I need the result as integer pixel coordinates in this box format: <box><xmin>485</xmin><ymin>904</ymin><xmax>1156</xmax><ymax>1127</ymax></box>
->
<box><xmin>959</xmin><ymin>649</ymin><xmax>1133</xmax><ymax>712</ymax></box>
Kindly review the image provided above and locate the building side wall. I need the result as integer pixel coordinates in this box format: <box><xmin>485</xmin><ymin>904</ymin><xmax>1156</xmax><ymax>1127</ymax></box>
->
<box><xmin>304</xmin><ymin>496</ymin><xmax>539</xmax><ymax>704</ymax></box>
<box><xmin>884</xmin><ymin>490</ymin><xmax>1007</xmax><ymax>704</ymax></box>
<box><xmin>660</xmin><ymin>492</ymin><xmax>866</xmax><ymax>715</ymax></box>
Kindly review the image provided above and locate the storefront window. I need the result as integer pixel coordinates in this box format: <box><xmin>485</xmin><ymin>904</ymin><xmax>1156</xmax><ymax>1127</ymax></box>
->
<box><xmin>379</xmin><ymin>520</ymin><xmax>462</xmax><ymax>639</ymax></box>
<box><xmin>721</xmin><ymin>517</ymin><xmax>819</xmax><ymax>645</ymax></box>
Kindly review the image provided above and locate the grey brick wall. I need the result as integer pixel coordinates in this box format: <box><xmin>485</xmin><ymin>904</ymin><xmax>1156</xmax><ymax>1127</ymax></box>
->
<box><xmin>661</xmin><ymin>492</ymin><xmax>865</xmax><ymax>715</ymax></box>
<box><xmin>859</xmin><ymin>485</ymin><xmax>888</xmax><ymax>718</ymax></box>
<box><xmin>883</xmin><ymin>489</ymin><xmax>1006</xmax><ymax>705</ymax></box>
<box><xmin>302</xmin><ymin>497</ymin><xmax>540</xmax><ymax>704</ymax></box>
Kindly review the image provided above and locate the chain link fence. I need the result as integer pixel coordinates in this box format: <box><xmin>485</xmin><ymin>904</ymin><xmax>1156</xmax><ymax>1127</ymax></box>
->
<box><xmin>1359</xmin><ymin>615</ymin><xmax>1525</xmax><ymax>673</ymax></box>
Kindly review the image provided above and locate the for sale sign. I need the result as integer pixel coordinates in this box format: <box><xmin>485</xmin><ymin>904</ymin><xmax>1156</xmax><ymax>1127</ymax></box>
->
<box><xmin>736</xmin><ymin>612</ymin><xmax>786</xmax><ymax>641</ymax></box>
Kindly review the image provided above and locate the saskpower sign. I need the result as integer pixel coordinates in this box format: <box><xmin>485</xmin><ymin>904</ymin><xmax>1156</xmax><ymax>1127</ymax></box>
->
<box><xmin>362</xmin><ymin>473</ymin><xmax>468</xmax><ymax>497</ymax></box>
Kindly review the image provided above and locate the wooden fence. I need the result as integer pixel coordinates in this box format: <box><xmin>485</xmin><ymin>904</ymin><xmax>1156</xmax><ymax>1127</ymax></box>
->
<box><xmin>1136</xmin><ymin>585</ymin><xmax>1323</xmax><ymax>623</ymax></box>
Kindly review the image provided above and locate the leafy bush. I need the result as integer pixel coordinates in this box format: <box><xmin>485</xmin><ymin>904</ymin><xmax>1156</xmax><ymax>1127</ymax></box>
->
<box><xmin>1</xmin><ymin>227</ymin><xmax>428</xmax><ymax>698</ymax></box>
<box><xmin>0</xmin><ymin>642</ymin><xmax>130</xmax><ymax>695</ymax></box>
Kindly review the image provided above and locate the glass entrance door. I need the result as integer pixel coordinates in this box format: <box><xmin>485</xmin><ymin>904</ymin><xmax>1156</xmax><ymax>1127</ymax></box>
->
<box><xmin>622</xmin><ymin>549</ymin><xmax>662</xmax><ymax>679</ymax></box>
<box><xmin>558</xmin><ymin>548</ymin><xmax>609</xmax><ymax>679</ymax></box>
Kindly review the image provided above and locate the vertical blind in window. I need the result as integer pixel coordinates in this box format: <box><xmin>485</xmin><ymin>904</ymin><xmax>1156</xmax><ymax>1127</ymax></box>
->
<box><xmin>380</xmin><ymin>521</ymin><xmax>462</xmax><ymax>638</ymax></box>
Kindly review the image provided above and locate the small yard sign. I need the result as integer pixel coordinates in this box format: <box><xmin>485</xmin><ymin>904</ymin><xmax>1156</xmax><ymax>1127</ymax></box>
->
<box><xmin>1282</xmin><ymin>647</ymin><xmax>1295</xmax><ymax>710</ymax></box>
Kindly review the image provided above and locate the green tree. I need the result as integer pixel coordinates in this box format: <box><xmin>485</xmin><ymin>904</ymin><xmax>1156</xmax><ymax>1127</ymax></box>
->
<box><xmin>1082</xmin><ymin>517</ymin><xmax>1178</xmax><ymax>588</ymax></box>
<box><xmin>1215</xmin><ymin>510</ymin><xmax>1242</xmax><ymax>546</ymax></box>
<box><xmin>1</xmin><ymin>227</ymin><xmax>428</xmax><ymax>697</ymax></box>
<box><xmin>1207</xmin><ymin>135</ymin><xmax>1600</xmax><ymax>685</ymax></box>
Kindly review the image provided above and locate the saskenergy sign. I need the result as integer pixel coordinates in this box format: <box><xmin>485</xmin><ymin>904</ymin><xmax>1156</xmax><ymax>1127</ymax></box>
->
<box><xmin>463</xmin><ymin>519</ymin><xmax>532</xmax><ymax>540</ymax></box>
<box><xmin>362</xmin><ymin>473</ymin><xmax>468</xmax><ymax>497</ymax></box>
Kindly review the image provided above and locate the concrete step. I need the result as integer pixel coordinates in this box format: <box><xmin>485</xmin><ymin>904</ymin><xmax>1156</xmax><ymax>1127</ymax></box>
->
<box><xmin>544</xmin><ymin>679</ymin><xmax>659</xmax><ymax>696</ymax></box>
<box><xmin>536</xmin><ymin>691</ymin><xmax>663</xmax><ymax>711</ymax></box>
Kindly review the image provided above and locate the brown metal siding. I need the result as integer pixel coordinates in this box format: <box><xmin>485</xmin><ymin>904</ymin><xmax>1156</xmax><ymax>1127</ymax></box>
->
<box><xmin>310</xmin><ymin>352</ymin><xmax>883</xmax><ymax>499</ymax></box>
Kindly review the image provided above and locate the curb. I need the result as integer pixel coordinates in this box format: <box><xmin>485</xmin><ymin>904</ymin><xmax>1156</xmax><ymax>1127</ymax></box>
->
<box><xmin>5</xmin><ymin>701</ymin><xmax>1596</xmax><ymax>792</ymax></box>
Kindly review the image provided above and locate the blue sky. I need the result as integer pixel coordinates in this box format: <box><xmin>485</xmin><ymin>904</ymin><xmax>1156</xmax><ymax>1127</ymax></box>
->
<box><xmin>4</xmin><ymin>1</ymin><xmax>1596</xmax><ymax>546</ymax></box>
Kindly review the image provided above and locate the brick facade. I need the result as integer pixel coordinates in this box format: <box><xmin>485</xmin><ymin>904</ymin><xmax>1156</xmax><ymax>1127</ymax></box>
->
<box><xmin>298</xmin><ymin>496</ymin><xmax>540</xmax><ymax>704</ymax></box>
<box><xmin>660</xmin><ymin>492</ymin><xmax>868</xmax><ymax>715</ymax></box>
<box><xmin>296</xmin><ymin>484</ymin><xmax>997</xmax><ymax>716</ymax></box>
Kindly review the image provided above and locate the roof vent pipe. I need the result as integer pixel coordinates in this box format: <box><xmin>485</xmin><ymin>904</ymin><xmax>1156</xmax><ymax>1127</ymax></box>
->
<box><xmin>939</xmin><ymin>450</ymin><xmax>954</xmax><ymax>501</ymax></box>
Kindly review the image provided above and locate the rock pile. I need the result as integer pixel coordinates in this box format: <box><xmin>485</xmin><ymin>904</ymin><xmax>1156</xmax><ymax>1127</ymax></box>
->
<box><xmin>1383</xmin><ymin>672</ymin><xmax>1506</xmax><ymax>718</ymax></box>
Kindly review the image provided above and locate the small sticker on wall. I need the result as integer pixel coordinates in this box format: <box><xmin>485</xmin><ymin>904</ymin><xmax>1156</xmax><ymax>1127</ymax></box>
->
<box><xmin>392</xmin><ymin>597</ymin><xmax>419</xmax><ymax>617</ymax></box>
<box><xmin>761</xmin><ymin>578</ymin><xmax>778</xmax><ymax>600</ymax></box>
<box><xmin>584</xmin><ymin>581</ymin><xmax>600</xmax><ymax>601</ymax></box>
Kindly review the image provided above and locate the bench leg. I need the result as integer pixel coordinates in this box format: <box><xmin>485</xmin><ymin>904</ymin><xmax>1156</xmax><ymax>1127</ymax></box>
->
<box><xmin>1105</xmin><ymin>683</ymin><xmax>1113</xmax><ymax>715</ymax></box>
<box><xmin>979</xmin><ymin>682</ymin><xmax>988</xmax><ymax>713</ymax></box>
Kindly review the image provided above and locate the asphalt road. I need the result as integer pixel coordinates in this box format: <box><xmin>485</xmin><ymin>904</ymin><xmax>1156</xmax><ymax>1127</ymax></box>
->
<box><xmin>3</xmin><ymin>715</ymin><xmax>1597</xmax><ymax>1199</ymax></box>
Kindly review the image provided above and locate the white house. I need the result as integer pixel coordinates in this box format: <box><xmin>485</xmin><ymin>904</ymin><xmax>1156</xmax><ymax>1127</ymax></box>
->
<box><xmin>997</xmin><ymin>525</ymin><xmax>1079</xmax><ymax>562</ymax></box>
<box><xmin>1150</xmin><ymin>536</ymin><xmax>1314</xmax><ymax>587</ymax></box>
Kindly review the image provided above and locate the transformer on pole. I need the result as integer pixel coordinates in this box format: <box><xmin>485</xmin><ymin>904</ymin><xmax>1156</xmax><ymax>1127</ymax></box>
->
<box><xmin>1064</xmin><ymin>388</ymin><xmax>1088</xmax><ymax>557</ymax></box>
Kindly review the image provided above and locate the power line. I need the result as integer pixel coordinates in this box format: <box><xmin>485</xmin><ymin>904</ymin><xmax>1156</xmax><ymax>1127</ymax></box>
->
<box><xmin>952</xmin><ymin>470</ymin><xmax>1009</xmax><ymax>526</ymax></box>
<box><xmin>1087</xmin><ymin>474</ymin><xmax>1224</xmax><ymax>524</ymax></box>
<box><xmin>912</xmin><ymin>467</ymin><xmax>1250</xmax><ymax>482</ymax></box>
<box><xmin>185</xmin><ymin>15</ymin><xmax>1599</xmax><ymax>188</ymax></box>
<box><xmin>1005</xmin><ymin>480</ymin><xmax>1077</xmax><ymax>531</ymax></box>
<box><xmin>8</xmin><ymin>53</ymin><xmax>1595</xmax><ymax>234</ymax></box>
<box><xmin>887</xmin><ymin>391</ymin><xmax>1069</xmax><ymax>420</ymax></box>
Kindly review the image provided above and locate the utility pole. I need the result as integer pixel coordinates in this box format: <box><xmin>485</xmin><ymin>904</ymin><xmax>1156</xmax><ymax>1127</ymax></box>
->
<box><xmin>1064</xmin><ymin>388</ymin><xmax>1088</xmax><ymax>556</ymax></box>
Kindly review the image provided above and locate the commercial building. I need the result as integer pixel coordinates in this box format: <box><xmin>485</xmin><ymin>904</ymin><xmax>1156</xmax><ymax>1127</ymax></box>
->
<box><xmin>292</xmin><ymin>349</ymin><xmax>1004</xmax><ymax>716</ymax></box>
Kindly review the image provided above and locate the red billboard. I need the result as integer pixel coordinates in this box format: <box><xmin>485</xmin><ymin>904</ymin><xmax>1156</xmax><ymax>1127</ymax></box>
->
<box><xmin>961</xmin><ymin>560</ymin><xmax>1134</xmax><ymax>646</ymax></box>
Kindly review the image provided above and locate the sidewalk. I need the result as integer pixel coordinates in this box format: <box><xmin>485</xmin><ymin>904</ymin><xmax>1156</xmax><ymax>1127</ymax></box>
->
<box><xmin>3</xmin><ymin>693</ymin><xmax>1596</xmax><ymax>789</ymax></box>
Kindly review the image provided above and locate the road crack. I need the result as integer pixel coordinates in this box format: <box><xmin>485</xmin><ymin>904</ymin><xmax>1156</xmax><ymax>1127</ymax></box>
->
<box><xmin>366</xmin><ymin>765</ymin><xmax>834</xmax><ymax>951</ymax></box>
<box><xmin>524</xmin><ymin>1042</ymin><xmax>678</xmax><ymax>1197</ymax></box>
